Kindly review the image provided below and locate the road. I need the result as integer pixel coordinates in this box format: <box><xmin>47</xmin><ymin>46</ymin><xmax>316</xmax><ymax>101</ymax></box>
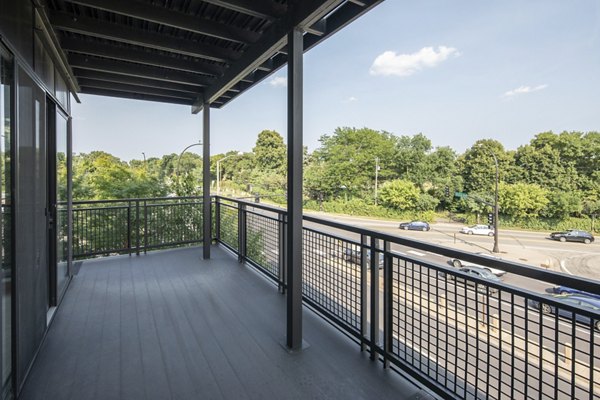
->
<box><xmin>304</xmin><ymin>212</ymin><xmax>600</xmax><ymax>292</ymax></box>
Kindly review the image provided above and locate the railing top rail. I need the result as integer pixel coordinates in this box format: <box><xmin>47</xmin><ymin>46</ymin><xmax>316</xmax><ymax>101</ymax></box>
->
<box><xmin>62</xmin><ymin>196</ymin><xmax>203</xmax><ymax>206</ymax></box>
<box><xmin>217</xmin><ymin>195</ymin><xmax>600</xmax><ymax>295</ymax></box>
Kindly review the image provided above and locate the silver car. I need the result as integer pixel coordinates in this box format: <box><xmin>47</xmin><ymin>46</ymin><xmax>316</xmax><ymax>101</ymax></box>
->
<box><xmin>450</xmin><ymin>252</ymin><xmax>506</xmax><ymax>277</ymax></box>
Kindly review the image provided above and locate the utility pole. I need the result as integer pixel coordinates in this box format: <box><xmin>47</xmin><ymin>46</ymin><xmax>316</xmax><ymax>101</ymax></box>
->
<box><xmin>374</xmin><ymin>157</ymin><xmax>380</xmax><ymax>205</ymax></box>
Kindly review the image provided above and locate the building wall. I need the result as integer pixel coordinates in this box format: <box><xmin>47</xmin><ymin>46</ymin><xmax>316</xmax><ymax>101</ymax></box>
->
<box><xmin>0</xmin><ymin>1</ymin><xmax>73</xmax><ymax>397</ymax></box>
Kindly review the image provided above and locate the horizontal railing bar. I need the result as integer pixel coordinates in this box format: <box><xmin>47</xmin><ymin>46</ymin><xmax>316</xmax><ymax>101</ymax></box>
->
<box><xmin>61</xmin><ymin>195</ymin><xmax>203</xmax><ymax>206</ymax></box>
<box><xmin>71</xmin><ymin>205</ymin><xmax>130</xmax><ymax>212</ymax></box>
<box><xmin>218</xmin><ymin>196</ymin><xmax>600</xmax><ymax>295</ymax></box>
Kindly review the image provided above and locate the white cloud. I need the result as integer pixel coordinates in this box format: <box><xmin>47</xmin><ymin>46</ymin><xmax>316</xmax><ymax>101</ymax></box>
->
<box><xmin>269</xmin><ymin>76</ymin><xmax>287</xmax><ymax>88</ymax></box>
<box><xmin>503</xmin><ymin>84</ymin><xmax>548</xmax><ymax>97</ymax></box>
<box><xmin>344</xmin><ymin>96</ymin><xmax>358</xmax><ymax>103</ymax></box>
<box><xmin>369</xmin><ymin>46</ymin><xmax>460</xmax><ymax>77</ymax></box>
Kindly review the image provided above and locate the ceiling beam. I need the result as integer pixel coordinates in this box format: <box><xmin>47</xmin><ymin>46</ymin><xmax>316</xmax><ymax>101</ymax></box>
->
<box><xmin>200</xmin><ymin>0</ymin><xmax>286</xmax><ymax>20</ymax></box>
<box><xmin>303</xmin><ymin>0</ymin><xmax>382</xmax><ymax>53</ymax></box>
<box><xmin>80</xmin><ymin>87</ymin><xmax>193</xmax><ymax>105</ymax></box>
<box><xmin>69</xmin><ymin>54</ymin><xmax>214</xmax><ymax>86</ymax></box>
<box><xmin>65</xmin><ymin>0</ymin><xmax>259</xmax><ymax>44</ymax></box>
<box><xmin>78</xmin><ymin>78</ymin><xmax>197</xmax><ymax>100</ymax></box>
<box><xmin>195</xmin><ymin>0</ymin><xmax>344</xmax><ymax>111</ymax></box>
<box><xmin>73</xmin><ymin>69</ymin><xmax>203</xmax><ymax>94</ymax></box>
<box><xmin>50</xmin><ymin>11</ymin><xmax>239</xmax><ymax>63</ymax></box>
<box><xmin>61</xmin><ymin>37</ymin><xmax>224</xmax><ymax>77</ymax></box>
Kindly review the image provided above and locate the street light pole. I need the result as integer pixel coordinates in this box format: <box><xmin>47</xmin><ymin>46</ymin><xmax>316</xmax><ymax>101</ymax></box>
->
<box><xmin>216</xmin><ymin>152</ymin><xmax>243</xmax><ymax>194</ymax></box>
<box><xmin>175</xmin><ymin>141</ymin><xmax>202</xmax><ymax>178</ymax></box>
<box><xmin>141</xmin><ymin>152</ymin><xmax>146</xmax><ymax>162</ymax></box>
<box><xmin>481</xmin><ymin>148</ymin><xmax>500</xmax><ymax>253</ymax></box>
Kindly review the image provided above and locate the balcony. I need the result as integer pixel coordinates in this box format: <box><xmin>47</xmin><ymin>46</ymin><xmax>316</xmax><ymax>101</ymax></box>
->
<box><xmin>20</xmin><ymin>197</ymin><xmax>600</xmax><ymax>399</ymax></box>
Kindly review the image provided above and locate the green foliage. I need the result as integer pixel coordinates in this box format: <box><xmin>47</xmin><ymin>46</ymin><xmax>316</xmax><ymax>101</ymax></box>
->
<box><xmin>304</xmin><ymin>198</ymin><xmax>436</xmax><ymax>222</ymax></box>
<box><xmin>545</xmin><ymin>191</ymin><xmax>582</xmax><ymax>219</ymax></box>
<box><xmin>253</xmin><ymin>130</ymin><xmax>286</xmax><ymax>172</ymax></box>
<box><xmin>379</xmin><ymin>180</ymin><xmax>420</xmax><ymax>211</ymax></box>
<box><xmin>70</xmin><ymin>126</ymin><xmax>598</xmax><ymax>234</ymax></box>
<box><xmin>498</xmin><ymin>182</ymin><xmax>549</xmax><ymax>219</ymax></box>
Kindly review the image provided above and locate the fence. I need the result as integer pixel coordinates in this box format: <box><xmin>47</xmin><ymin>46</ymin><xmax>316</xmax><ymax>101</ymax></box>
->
<box><xmin>64</xmin><ymin>197</ymin><xmax>203</xmax><ymax>259</ymax></box>
<box><xmin>214</xmin><ymin>195</ymin><xmax>600</xmax><ymax>400</ymax></box>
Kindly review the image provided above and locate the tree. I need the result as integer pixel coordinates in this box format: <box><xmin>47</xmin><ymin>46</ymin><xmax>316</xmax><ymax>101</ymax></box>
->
<box><xmin>544</xmin><ymin>191</ymin><xmax>582</xmax><ymax>219</ymax></box>
<box><xmin>310</xmin><ymin>127</ymin><xmax>399</xmax><ymax>199</ymax></box>
<box><xmin>394</xmin><ymin>133</ymin><xmax>432</xmax><ymax>188</ymax></box>
<box><xmin>459</xmin><ymin>139</ymin><xmax>513</xmax><ymax>193</ymax></box>
<box><xmin>253</xmin><ymin>130</ymin><xmax>286</xmax><ymax>172</ymax></box>
<box><xmin>379</xmin><ymin>180</ymin><xmax>420</xmax><ymax>211</ymax></box>
<box><xmin>498</xmin><ymin>182</ymin><xmax>549</xmax><ymax>220</ymax></box>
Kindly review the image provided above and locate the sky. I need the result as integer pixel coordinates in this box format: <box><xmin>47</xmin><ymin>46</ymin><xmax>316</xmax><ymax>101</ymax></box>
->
<box><xmin>71</xmin><ymin>0</ymin><xmax>600</xmax><ymax>161</ymax></box>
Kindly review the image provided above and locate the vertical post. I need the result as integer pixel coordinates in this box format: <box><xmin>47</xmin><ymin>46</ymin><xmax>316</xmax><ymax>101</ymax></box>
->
<box><xmin>278</xmin><ymin>213</ymin><xmax>286</xmax><ymax>293</ymax></box>
<box><xmin>374</xmin><ymin>157</ymin><xmax>379</xmax><ymax>205</ymax></box>
<box><xmin>127</xmin><ymin>201</ymin><xmax>132</xmax><ymax>255</ymax></box>
<box><xmin>143</xmin><ymin>200</ymin><xmax>148</xmax><ymax>254</ymax></box>
<box><xmin>135</xmin><ymin>200</ymin><xmax>140</xmax><ymax>255</ymax></box>
<box><xmin>203</xmin><ymin>102</ymin><xmax>211</xmax><ymax>259</ymax></box>
<box><xmin>66</xmin><ymin>116</ymin><xmax>73</xmax><ymax>276</ymax></box>
<box><xmin>383</xmin><ymin>240</ymin><xmax>392</xmax><ymax>368</ymax></box>
<box><xmin>215</xmin><ymin>197</ymin><xmax>221</xmax><ymax>242</ymax></box>
<box><xmin>238</xmin><ymin>203</ymin><xmax>246</xmax><ymax>263</ymax></box>
<box><xmin>360</xmin><ymin>234</ymin><xmax>368</xmax><ymax>351</ymax></box>
<box><xmin>370</xmin><ymin>237</ymin><xmax>380</xmax><ymax>360</ymax></box>
<box><xmin>286</xmin><ymin>27</ymin><xmax>304</xmax><ymax>351</ymax></box>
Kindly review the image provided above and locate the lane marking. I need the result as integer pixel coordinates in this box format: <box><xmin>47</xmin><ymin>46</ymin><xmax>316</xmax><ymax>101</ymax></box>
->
<box><xmin>559</xmin><ymin>260</ymin><xmax>573</xmax><ymax>275</ymax></box>
<box><xmin>426</xmin><ymin>252</ymin><xmax>445</xmax><ymax>258</ymax></box>
<box><xmin>407</xmin><ymin>250</ymin><xmax>426</xmax><ymax>257</ymax></box>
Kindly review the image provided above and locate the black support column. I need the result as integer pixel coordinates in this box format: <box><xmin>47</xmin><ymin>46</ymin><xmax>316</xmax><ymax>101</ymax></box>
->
<box><xmin>286</xmin><ymin>27</ymin><xmax>303</xmax><ymax>350</ymax></box>
<box><xmin>202</xmin><ymin>102</ymin><xmax>211</xmax><ymax>259</ymax></box>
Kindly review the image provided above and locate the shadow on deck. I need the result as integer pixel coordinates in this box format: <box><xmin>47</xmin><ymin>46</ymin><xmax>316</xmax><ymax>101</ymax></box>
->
<box><xmin>20</xmin><ymin>246</ymin><xmax>432</xmax><ymax>400</ymax></box>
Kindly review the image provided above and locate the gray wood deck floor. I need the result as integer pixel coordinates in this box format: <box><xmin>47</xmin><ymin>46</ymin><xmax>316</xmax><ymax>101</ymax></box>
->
<box><xmin>20</xmin><ymin>246</ymin><xmax>432</xmax><ymax>400</ymax></box>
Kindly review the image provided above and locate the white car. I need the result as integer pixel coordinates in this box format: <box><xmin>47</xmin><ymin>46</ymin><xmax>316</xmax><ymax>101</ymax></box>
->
<box><xmin>460</xmin><ymin>224</ymin><xmax>494</xmax><ymax>236</ymax></box>
<box><xmin>450</xmin><ymin>252</ymin><xmax>507</xmax><ymax>277</ymax></box>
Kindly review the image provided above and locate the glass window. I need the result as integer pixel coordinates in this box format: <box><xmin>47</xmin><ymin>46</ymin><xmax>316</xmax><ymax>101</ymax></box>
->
<box><xmin>0</xmin><ymin>46</ymin><xmax>14</xmax><ymax>398</ymax></box>
<box><xmin>56</xmin><ymin>112</ymin><xmax>68</xmax><ymax>297</ymax></box>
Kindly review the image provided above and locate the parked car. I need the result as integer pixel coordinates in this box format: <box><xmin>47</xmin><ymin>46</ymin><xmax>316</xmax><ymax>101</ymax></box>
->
<box><xmin>439</xmin><ymin>266</ymin><xmax>501</xmax><ymax>294</ymax></box>
<box><xmin>528</xmin><ymin>294</ymin><xmax>600</xmax><ymax>330</ymax></box>
<box><xmin>398</xmin><ymin>220</ymin><xmax>431</xmax><ymax>231</ymax></box>
<box><xmin>549</xmin><ymin>230</ymin><xmax>595</xmax><ymax>244</ymax></box>
<box><xmin>460</xmin><ymin>224</ymin><xmax>494</xmax><ymax>236</ymax></box>
<box><xmin>550</xmin><ymin>286</ymin><xmax>600</xmax><ymax>300</ymax></box>
<box><xmin>449</xmin><ymin>252</ymin><xmax>507</xmax><ymax>277</ymax></box>
<box><xmin>342</xmin><ymin>248</ymin><xmax>383</xmax><ymax>269</ymax></box>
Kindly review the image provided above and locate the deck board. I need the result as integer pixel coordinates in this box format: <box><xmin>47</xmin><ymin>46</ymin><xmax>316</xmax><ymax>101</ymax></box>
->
<box><xmin>20</xmin><ymin>246</ymin><xmax>433</xmax><ymax>400</ymax></box>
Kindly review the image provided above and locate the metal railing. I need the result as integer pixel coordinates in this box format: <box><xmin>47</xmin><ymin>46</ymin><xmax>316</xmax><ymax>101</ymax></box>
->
<box><xmin>214</xmin><ymin>195</ymin><xmax>600</xmax><ymax>400</ymax></box>
<box><xmin>63</xmin><ymin>197</ymin><xmax>203</xmax><ymax>259</ymax></box>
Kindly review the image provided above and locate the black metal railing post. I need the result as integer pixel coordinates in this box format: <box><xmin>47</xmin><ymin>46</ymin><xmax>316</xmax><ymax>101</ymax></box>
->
<box><xmin>238</xmin><ymin>203</ymin><xmax>246</xmax><ymax>263</ymax></box>
<box><xmin>215</xmin><ymin>196</ymin><xmax>221</xmax><ymax>242</ymax></box>
<box><xmin>127</xmin><ymin>201</ymin><xmax>132</xmax><ymax>256</ymax></box>
<box><xmin>370</xmin><ymin>237</ymin><xmax>380</xmax><ymax>360</ymax></box>
<box><xmin>143</xmin><ymin>200</ymin><xmax>148</xmax><ymax>254</ymax></box>
<box><xmin>135</xmin><ymin>200</ymin><xmax>140</xmax><ymax>255</ymax></box>
<box><xmin>278</xmin><ymin>213</ymin><xmax>287</xmax><ymax>293</ymax></box>
<box><xmin>360</xmin><ymin>234</ymin><xmax>369</xmax><ymax>351</ymax></box>
<box><xmin>383</xmin><ymin>240</ymin><xmax>392</xmax><ymax>368</ymax></box>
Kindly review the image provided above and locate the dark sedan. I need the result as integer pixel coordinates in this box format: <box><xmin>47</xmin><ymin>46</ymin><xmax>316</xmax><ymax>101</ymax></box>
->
<box><xmin>550</xmin><ymin>286</ymin><xmax>600</xmax><ymax>300</ymax></box>
<box><xmin>528</xmin><ymin>294</ymin><xmax>600</xmax><ymax>330</ymax></box>
<box><xmin>549</xmin><ymin>229</ymin><xmax>594</xmax><ymax>244</ymax></box>
<box><xmin>399</xmin><ymin>220</ymin><xmax>430</xmax><ymax>231</ymax></box>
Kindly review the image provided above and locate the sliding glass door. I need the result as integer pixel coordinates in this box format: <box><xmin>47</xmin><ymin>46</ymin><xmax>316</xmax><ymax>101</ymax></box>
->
<box><xmin>0</xmin><ymin>45</ymin><xmax>14</xmax><ymax>400</ymax></box>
